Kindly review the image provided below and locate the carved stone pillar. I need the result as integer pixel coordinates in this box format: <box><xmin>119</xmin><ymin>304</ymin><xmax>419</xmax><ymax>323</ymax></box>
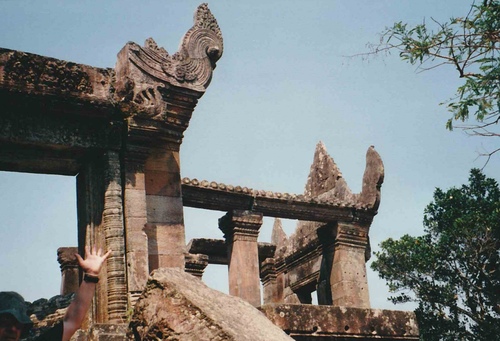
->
<box><xmin>102</xmin><ymin>150</ymin><xmax>128</xmax><ymax>322</ymax></box>
<box><xmin>219</xmin><ymin>210</ymin><xmax>263</xmax><ymax>307</ymax></box>
<box><xmin>330</xmin><ymin>221</ymin><xmax>370</xmax><ymax>308</ymax></box>
<box><xmin>57</xmin><ymin>247</ymin><xmax>79</xmax><ymax>295</ymax></box>
<box><xmin>76</xmin><ymin>151</ymin><xmax>127</xmax><ymax>324</ymax></box>
<box><xmin>184</xmin><ymin>253</ymin><xmax>209</xmax><ymax>279</ymax></box>
<box><xmin>115</xmin><ymin>3</ymin><xmax>223</xmax><ymax>280</ymax></box>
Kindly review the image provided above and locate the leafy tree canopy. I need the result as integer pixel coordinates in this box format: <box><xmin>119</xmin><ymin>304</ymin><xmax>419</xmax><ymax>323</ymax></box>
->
<box><xmin>371</xmin><ymin>169</ymin><xmax>500</xmax><ymax>340</ymax></box>
<box><xmin>369</xmin><ymin>0</ymin><xmax>500</xmax><ymax>160</ymax></box>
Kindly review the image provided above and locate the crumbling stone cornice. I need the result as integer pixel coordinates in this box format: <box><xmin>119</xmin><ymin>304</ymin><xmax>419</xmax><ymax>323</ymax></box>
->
<box><xmin>186</xmin><ymin>238</ymin><xmax>275</xmax><ymax>265</ymax></box>
<box><xmin>0</xmin><ymin>48</ymin><xmax>117</xmax><ymax>118</ymax></box>
<box><xmin>181</xmin><ymin>177</ymin><xmax>378</xmax><ymax>223</ymax></box>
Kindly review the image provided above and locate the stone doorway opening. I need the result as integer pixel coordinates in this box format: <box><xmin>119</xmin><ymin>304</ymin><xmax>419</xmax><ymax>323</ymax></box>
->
<box><xmin>0</xmin><ymin>171</ymin><xmax>77</xmax><ymax>302</ymax></box>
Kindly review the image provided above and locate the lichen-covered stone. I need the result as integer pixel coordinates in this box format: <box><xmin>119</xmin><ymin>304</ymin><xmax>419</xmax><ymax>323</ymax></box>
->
<box><xmin>129</xmin><ymin>268</ymin><xmax>294</xmax><ymax>341</ymax></box>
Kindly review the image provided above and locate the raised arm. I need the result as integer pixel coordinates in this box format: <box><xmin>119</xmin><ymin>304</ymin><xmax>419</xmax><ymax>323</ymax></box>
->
<box><xmin>62</xmin><ymin>246</ymin><xmax>111</xmax><ymax>341</ymax></box>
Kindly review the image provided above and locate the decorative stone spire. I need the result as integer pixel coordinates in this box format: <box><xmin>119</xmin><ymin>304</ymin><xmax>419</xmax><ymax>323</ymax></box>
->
<box><xmin>271</xmin><ymin>218</ymin><xmax>287</xmax><ymax>250</ymax></box>
<box><xmin>304</xmin><ymin>141</ymin><xmax>354</xmax><ymax>203</ymax></box>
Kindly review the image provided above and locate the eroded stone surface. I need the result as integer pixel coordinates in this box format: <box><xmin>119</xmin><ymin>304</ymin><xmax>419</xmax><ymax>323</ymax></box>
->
<box><xmin>304</xmin><ymin>141</ymin><xmax>355</xmax><ymax>203</ymax></box>
<box><xmin>129</xmin><ymin>268</ymin><xmax>294</xmax><ymax>341</ymax></box>
<box><xmin>115</xmin><ymin>3</ymin><xmax>223</xmax><ymax>122</ymax></box>
<box><xmin>271</xmin><ymin>218</ymin><xmax>288</xmax><ymax>249</ymax></box>
<box><xmin>359</xmin><ymin>146</ymin><xmax>385</xmax><ymax>210</ymax></box>
<box><xmin>260</xmin><ymin>304</ymin><xmax>419</xmax><ymax>340</ymax></box>
<box><xmin>57</xmin><ymin>247</ymin><xmax>79</xmax><ymax>295</ymax></box>
<box><xmin>23</xmin><ymin>294</ymin><xmax>73</xmax><ymax>341</ymax></box>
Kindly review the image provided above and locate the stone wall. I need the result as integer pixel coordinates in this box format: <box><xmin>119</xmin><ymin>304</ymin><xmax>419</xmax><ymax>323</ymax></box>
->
<box><xmin>24</xmin><ymin>294</ymin><xmax>73</xmax><ymax>341</ymax></box>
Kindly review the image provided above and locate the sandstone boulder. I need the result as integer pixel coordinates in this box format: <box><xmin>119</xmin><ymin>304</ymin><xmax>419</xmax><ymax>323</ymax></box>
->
<box><xmin>129</xmin><ymin>268</ymin><xmax>294</xmax><ymax>341</ymax></box>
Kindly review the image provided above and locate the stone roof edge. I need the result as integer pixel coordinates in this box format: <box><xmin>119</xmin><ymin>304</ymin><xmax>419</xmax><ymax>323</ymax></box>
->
<box><xmin>181</xmin><ymin>177</ymin><xmax>373</xmax><ymax>210</ymax></box>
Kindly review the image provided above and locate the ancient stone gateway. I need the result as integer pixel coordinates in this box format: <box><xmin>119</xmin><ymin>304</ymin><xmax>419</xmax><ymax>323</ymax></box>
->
<box><xmin>0</xmin><ymin>4</ymin><xmax>418</xmax><ymax>340</ymax></box>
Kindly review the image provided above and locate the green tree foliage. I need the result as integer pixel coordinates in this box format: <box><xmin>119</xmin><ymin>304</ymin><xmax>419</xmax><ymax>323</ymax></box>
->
<box><xmin>370</xmin><ymin>0</ymin><xmax>500</xmax><ymax>159</ymax></box>
<box><xmin>371</xmin><ymin>169</ymin><xmax>500</xmax><ymax>340</ymax></box>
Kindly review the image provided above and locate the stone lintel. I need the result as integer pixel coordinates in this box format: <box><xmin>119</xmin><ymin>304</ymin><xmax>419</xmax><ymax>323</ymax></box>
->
<box><xmin>0</xmin><ymin>112</ymin><xmax>123</xmax><ymax>175</ymax></box>
<box><xmin>127</xmin><ymin>117</ymin><xmax>186</xmax><ymax>147</ymax></box>
<box><xmin>182</xmin><ymin>183</ymin><xmax>378</xmax><ymax>223</ymax></box>
<box><xmin>0</xmin><ymin>48</ymin><xmax>116</xmax><ymax>118</ymax></box>
<box><xmin>259</xmin><ymin>304</ymin><xmax>419</xmax><ymax>340</ymax></box>
<box><xmin>187</xmin><ymin>238</ymin><xmax>275</xmax><ymax>265</ymax></box>
<box><xmin>0</xmin><ymin>145</ymin><xmax>83</xmax><ymax>176</ymax></box>
<box><xmin>0</xmin><ymin>62</ymin><xmax>124</xmax><ymax>174</ymax></box>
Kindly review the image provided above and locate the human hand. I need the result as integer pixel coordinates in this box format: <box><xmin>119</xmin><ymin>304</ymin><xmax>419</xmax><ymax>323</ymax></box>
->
<box><xmin>75</xmin><ymin>246</ymin><xmax>112</xmax><ymax>277</ymax></box>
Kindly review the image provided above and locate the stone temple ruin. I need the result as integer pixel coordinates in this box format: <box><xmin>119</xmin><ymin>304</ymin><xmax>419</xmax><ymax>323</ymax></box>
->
<box><xmin>0</xmin><ymin>4</ymin><xmax>419</xmax><ymax>340</ymax></box>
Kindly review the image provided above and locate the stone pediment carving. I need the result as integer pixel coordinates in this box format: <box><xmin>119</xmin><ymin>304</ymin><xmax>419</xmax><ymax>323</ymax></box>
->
<box><xmin>115</xmin><ymin>3</ymin><xmax>223</xmax><ymax>122</ymax></box>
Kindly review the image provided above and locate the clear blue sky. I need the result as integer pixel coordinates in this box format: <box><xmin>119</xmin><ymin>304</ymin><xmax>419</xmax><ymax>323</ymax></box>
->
<box><xmin>1</xmin><ymin>1</ymin><xmax>498</xmax><ymax>310</ymax></box>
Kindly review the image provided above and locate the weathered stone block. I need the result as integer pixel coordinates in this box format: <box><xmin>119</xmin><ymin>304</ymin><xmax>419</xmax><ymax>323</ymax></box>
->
<box><xmin>145</xmin><ymin>170</ymin><xmax>181</xmax><ymax>196</ymax></box>
<box><xmin>126</xmin><ymin>250</ymin><xmax>149</xmax><ymax>292</ymax></box>
<box><xmin>330</xmin><ymin>245</ymin><xmax>370</xmax><ymax>308</ymax></box>
<box><xmin>124</xmin><ymin>188</ymin><xmax>147</xmax><ymax>218</ymax></box>
<box><xmin>146</xmin><ymin>195</ymin><xmax>183</xmax><ymax>223</ymax></box>
<box><xmin>260</xmin><ymin>304</ymin><xmax>419</xmax><ymax>340</ymax></box>
<box><xmin>124</xmin><ymin>217</ymin><xmax>148</xmax><ymax>252</ymax></box>
<box><xmin>89</xmin><ymin>324</ymin><xmax>129</xmax><ymax>341</ymax></box>
<box><xmin>145</xmin><ymin>151</ymin><xmax>180</xmax><ymax>172</ymax></box>
<box><xmin>125</xmin><ymin>170</ymin><xmax>146</xmax><ymax>191</ymax></box>
<box><xmin>144</xmin><ymin>223</ymin><xmax>186</xmax><ymax>270</ymax></box>
<box><xmin>129</xmin><ymin>268</ymin><xmax>293</xmax><ymax>341</ymax></box>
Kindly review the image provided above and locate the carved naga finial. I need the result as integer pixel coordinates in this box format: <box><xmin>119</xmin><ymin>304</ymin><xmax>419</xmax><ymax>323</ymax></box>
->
<box><xmin>168</xmin><ymin>3</ymin><xmax>223</xmax><ymax>88</ymax></box>
<box><xmin>358</xmin><ymin>146</ymin><xmax>384</xmax><ymax>210</ymax></box>
<box><xmin>115</xmin><ymin>3</ymin><xmax>223</xmax><ymax>121</ymax></box>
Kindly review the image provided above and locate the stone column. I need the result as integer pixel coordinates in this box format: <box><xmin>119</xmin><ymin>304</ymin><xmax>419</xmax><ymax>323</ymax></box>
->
<box><xmin>330</xmin><ymin>221</ymin><xmax>370</xmax><ymax>308</ymax></box>
<box><xmin>184</xmin><ymin>253</ymin><xmax>209</xmax><ymax>279</ymax></box>
<box><xmin>102</xmin><ymin>150</ymin><xmax>128</xmax><ymax>322</ymax></box>
<box><xmin>144</xmin><ymin>145</ymin><xmax>186</xmax><ymax>270</ymax></box>
<box><xmin>76</xmin><ymin>151</ymin><xmax>128</xmax><ymax>324</ymax></box>
<box><xmin>123</xmin><ymin>147</ymin><xmax>149</xmax><ymax>305</ymax></box>
<box><xmin>57</xmin><ymin>247</ymin><xmax>79</xmax><ymax>295</ymax></box>
<box><xmin>219</xmin><ymin>210</ymin><xmax>263</xmax><ymax>307</ymax></box>
<box><xmin>114</xmin><ymin>2</ymin><xmax>223</xmax><ymax>296</ymax></box>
